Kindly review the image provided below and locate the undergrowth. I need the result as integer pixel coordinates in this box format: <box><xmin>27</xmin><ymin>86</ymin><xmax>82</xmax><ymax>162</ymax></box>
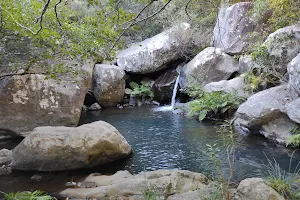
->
<box><xmin>187</xmin><ymin>91</ymin><xmax>245</xmax><ymax>121</ymax></box>
<box><xmin>258</xmin><ymin>152</ymin><xmax>300</xmax><ymax>199</ymax></box>
<box><xmin>2</xmin><ymin>190</ymin><xmax>54</xmax><ymax>200</ymax></box>
<box><xmin>129</xmin><ymin>81</ymin><xmax>154</xmax><ymax>99</ymax></box>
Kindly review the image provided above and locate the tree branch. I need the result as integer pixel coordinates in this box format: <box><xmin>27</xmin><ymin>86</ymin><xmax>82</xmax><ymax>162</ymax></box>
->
<box><xmin>35</xmin><ymin>0</ymin><xmax>51</xmax><ymax>35</ymax></box>
<box><xmin>54</xmin><ymin>0</ymin><xmax>62</xmax><ymax>26</ymax></box>
<box><xmin>185</xmin><ymin>0</ymin><xmax>193</xmax><ymax>20</ymax></box>
<box><xmin>109</xmin><ymin>0</ymin><xmax>174</xmax><ymax>53</ymax></box>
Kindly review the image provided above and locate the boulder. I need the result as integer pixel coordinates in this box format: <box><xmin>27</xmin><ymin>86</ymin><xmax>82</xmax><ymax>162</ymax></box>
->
<box><xmin>285</xmin><ymin>98</ymin><xmax>300</xmax><ymax>124</ymax></box>
<box><xmin>152</xmin><ymin>69</ymin><xmax>179</xmax><ymax>103</ymax></box>
<box><xmin>234</xmin><ymin>85</ymin><xmax>298</xmax><ymax>143</ymax></box>
<box><xmin>211</xmin><ymin>2</ymin><xmax>258</xmax><ymax>54</ymax></box>
<box><xmin>88</xmin><ymin>102</ymin><xmax>101</xmax><ymax>111</ymax></box>
<box><xmin>239</xmin><ymin>55</ymin><xmax>261</xmax><ymax>74</ymax></box>
<box><xmin>236</xmin><ymin>178</ymin><xmax>284</xmax><ymax>200</ymax></box>
<box><xmin>203</xmin><ymin>75</ymin><xmax>248</xmax><ymax>98</ymax></box>
<box><xmin>92</xmin><ymin>64</ymin><xmax>125</xmax><ymax>107</ymax></box>
<box><xmin>11</xmin><ymin>121</ymin><xmax>132</xmax><ymax>171</ymax></box>
<box><xmin>261</xmin><ymin>115</ymin><xmax>298</xmax><ymax>144</ymax></box>
<box><xmin>235</xmin><ymin>85</ymin><xmax>297</xmax><ymax>128</ymax></box>
<box><xmin>116</xmin><ymin>23</ymin><xmax>191</xmax><ymax>74</ymax></box>
<box><xmin>180</xmin><ymin>47</ymin><xmax>239</xmax><ymax>87</ymax></box>
<box><xmin>0</xmin><ymin>149</ymin><xmax>12</xmax><ymax>166</ymax></box>
<box><xmin>0</xmin><ymin>61</ymin><xmax>92</xmax><ymax>135</ymax></box>
<box><xmin>60</xmin><ymin>169</ymin><xmax>214</xmax><ymax>200</ymax></box>
<box><xmin>263</xmin><ymin>24</ymin><xmax>300</xmax><ymax>69</ymax></box>
<box><xmin>288</xmin><ymin>53</ymin><xmax>300</xmax><ymax>93</ymax></box>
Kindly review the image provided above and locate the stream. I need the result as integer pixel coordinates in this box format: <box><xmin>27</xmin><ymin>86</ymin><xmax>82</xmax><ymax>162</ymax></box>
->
<box><xmin>1</xmin><ymin>106</ymin><xmax>300</xmax><ymax>195</ymax></box>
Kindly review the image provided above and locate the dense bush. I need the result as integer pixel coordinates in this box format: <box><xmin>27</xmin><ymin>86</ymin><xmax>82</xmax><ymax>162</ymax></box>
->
<box><xmin>187</xmin><ymin>91</ymin><xmax>245</xmax><ymax>121</ymax></box>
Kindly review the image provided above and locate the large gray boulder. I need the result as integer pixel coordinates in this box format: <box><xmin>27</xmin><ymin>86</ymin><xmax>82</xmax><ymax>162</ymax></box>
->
<box><xmin>152</xmin><ymin>69</ymin><xmax>179</xmax><ymax>103</ymax></box>
<box><xmin>211</xmin><ymin>2</ymin><xmax>257</xmax><ymax>55</ymax></box>
<box><xmin>234</xmin><ymin>85</ymin><xmax>298</xmax><ymax>143</ymax></box>
<box><xmin>235</xmin><ymin>85</ymin><xmax>297</xmax><ymax>128</ymax></box>
<box><xmin>288</xmin><ymin>53</ymin><xmax>300</xmax><ymax>93</ymax></box>
<box><xmin>203</xmin><ymin>75</ymin><xmax>249</xmax><ymax>98</ymax></box>
<box><xmin>11</xmin><ymin>121</ymin><xmax>132</xmax><ymax>171</ymax></box>
<box><xmin>0</xmin><ymin>149</ymin><xmax>12</xmax><ymax>166</ymax></box>
<box><xmin>238</xmin><ymin>55</ymin><xmax>261</xmax><ymax>74</ymax></box>
<box><xmin>0</xmin><ymin>61</ymin><xmax>92</xmax><ymax>135</ymax></box>
<box><xmin>263</xmin><ymin>24</ymin><xmax>300</xmax><ymax>68</ymax></box>
<box><xmin>60</xmin><ymin>169</ymin><xmax>215</xmax><ymax>200</ymax></box>
<box><xmin>236</xmin><ymin>178</ymin><xmax>284</xmax><ymax>200</ymax></box>
<box><xmin>116</xmin><ymin>23</ymin><xmax>191</xmax><ymax>74</ymax></box>
<box><xmin>180</xmin><ymin>47</ymin><xmax>239</xmax><ymax>87</ymax></box>
<box><xmin>92</xmin><ymin>64</ymin><xmax>125</xmax><ymax>107</ymax></box>
<box><xmin>285</xmin><ymin>98</ymin><xmax>300</xmax><ymax>124</ymax></box>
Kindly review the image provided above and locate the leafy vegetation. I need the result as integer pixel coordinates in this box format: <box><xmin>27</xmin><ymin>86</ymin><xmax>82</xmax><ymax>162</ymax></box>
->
<box><xmin>187</xmin><ymin>91</ymin><xmax>245</xmax><ymax>121</ymax></box>
<box><xmin>258</xmin><ymin>152</ymin><xmax>300</xmax><ymax>199</ymax></box>
<box><xmin>4</xmin><ymin>190</ymin><xmax>54</xmax><ymax>200</ymax></box>
<box><xmin>286</xmin><ymin>135</ymin><xmax>300</xmax><ymax>147</ymax></box>
<box><xmin>251</xmin><ymin>0</ymin><xmax>300</xmax><ymax>30</ymax></box>
<box><xmin>129</xmin><ymin>81</ymin><xmax>154</xmax><ymax>99</ymax></box>
<box><xmin>142</xmin><ymin>184</ymin><xmax>160</xmax><ymax>200</ymax></box>
<box><xmin>201</xmin><ymin>121</ymin><xmax>238</xmax><ymax>200</ymax></box>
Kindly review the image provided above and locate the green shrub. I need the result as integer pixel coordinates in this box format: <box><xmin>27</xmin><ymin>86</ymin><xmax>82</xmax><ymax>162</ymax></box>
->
<box><xmin>129</xmin><ymin>81</ymin><xmax>153</xmax><ymax>99</ymax></box>
<box><xmin>286</xmin><ymin>134</ymin><xmax>300</xmax><ymax>147</ymax></box>
<box><xmin>187</xmin><ymin>92</ymin><xmax>245</xmax><ymax>121</ymax></box>
<box><xmin>268</xmin><ymin>177</ymin><xmax>291</xmax><ymax>196</ymax></box>
<box><xmin>259</xmin><ymin>152</ymin><xmax>300</xmax><ymax>199</ymax></box>
<box><xmin>142</xmin><ymin>184</ymin><xmax>160</xmax><ymax>200</ymax></box>
<box><xmin>4</xmin><ymin>190</ymin><xmax>54</xmax><ymax>200</ymax></box>
<box><xmin>181</xmin><ymin>80</ymin><xmax>204</xmax><ymax>99</ymax></box>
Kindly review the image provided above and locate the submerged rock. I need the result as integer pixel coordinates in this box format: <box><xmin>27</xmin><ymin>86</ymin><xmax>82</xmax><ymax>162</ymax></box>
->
<box><xmin>0</xmin><ymin>61</ymin><xmax>93</xmax><ymax>135</ymax></box>
<box><xmin>60</xmin><ymin>169</ymin><xmax>214</xmax><ymax>200</ymax></box>
<box><xmin>116</xmin><ymin>23</ymin><xmax>191</xmax><ymax>74</ymax></box>
<box><xmin>180</xmin><ymin>47</ymin><xmax>239</xmax><ymax>87</ymax></box>
<box><xmin>92</xmin><ymin>64</ymin><xmax>125</xmax><ymax>107</ymax></box>
<box><xmin>11</xmin><ymin>121</ymin><xmax>132</xmax><ymax>171</ymax></box>
<box><xmin>152</xmin><ymin>69</ymin><xmax>179</xmax><ymax>103</ymax></box>
<box><xmin>211</xmin><ymin>2</ymin><xmax>258</xmax><ymax>54</ymax></box>
<box><xmin>236</xmin><ymin>178</ymin><xmax>284</xmax><ymax>200</ymax></box>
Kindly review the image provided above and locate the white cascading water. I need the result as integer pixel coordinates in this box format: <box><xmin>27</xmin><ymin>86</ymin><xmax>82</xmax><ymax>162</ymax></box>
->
<box><xmin>153</xmin><ymin>73</ymin><xmax>180</xmax><ymax>112</ymax></box>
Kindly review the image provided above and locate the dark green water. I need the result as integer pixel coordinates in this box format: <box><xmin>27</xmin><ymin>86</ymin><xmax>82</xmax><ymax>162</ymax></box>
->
<box><xmin>1</xmin><ymin>106</ymin><xmax>300</xmax><ymax>195</ymax></box>
<box><xmin>80</xmin><ymin>106</ymin><xmax>300</xmax><ymax>179</ymax></box>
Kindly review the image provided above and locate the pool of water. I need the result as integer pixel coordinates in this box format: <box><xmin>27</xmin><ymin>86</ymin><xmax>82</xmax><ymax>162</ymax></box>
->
<box><xmin>1</xmin><ymin>106</ymin><xmax>300</xmax><ymax>195</ymax></box>
<box><xmin>79</xmin><ymin>106</ymin><xmax>300</xmax><ymax>179</ymax></box>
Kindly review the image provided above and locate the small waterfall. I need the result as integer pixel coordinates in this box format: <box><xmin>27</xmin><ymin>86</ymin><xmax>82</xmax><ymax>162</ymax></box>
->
<box><xmin>171</xmin><ymin>74</ymin><xmax>180</xmax><ymax>109</ymax></box>
<box><xmin>153</xmin><ymin>72</ymin><xmax>180</xmax><ymax>112</ymax></box>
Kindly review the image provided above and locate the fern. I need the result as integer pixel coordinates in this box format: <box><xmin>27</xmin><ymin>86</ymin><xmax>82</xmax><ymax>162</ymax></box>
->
<box><xmin>5</xmin><ymin>190</ymin><xmax>54</xmax><ymax>200</ymax></box>
<box><xmin>187</xmin><ymin>92</ymin><xmax>245</xmax><ymax>121</ymax></box>
<box><xmin>286</xmin><ymin>134</ymin><xmax>300</xmax><ymax>147</ymax></box>
<box><xmin>129</xmin><ymin>81</ymin><xmax>153</xmax><ymax>98</ymax></box>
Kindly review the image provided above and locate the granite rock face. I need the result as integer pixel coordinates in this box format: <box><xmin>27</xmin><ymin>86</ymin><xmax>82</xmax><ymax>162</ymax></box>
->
<box><xmin>0</xmin><ymin>61</ymin><xmax>92</xmax><ymax>135</ymax></box>
<box><xmin>116</xmin><ymin>23</ymin><xmax>191</xmax><ymax>74</ymax></box>
<box><xmin>11</xmin><ymin>121</ymin><xmax>132</xmax><ymax>171</ymax></box>
<box><xmin>180</xmin><ymin>47</ymin><xmax>239</xmax><ymax>87</ymax></box>
<box><xmin>211</xmin><ymin>2</ymin><xmax>259</xmax><ymax>54</ymax></box>
<box><xmin>92</xmin><ymin>64</ymin><xmax>125</xmax><ymax>107</ymax></box>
